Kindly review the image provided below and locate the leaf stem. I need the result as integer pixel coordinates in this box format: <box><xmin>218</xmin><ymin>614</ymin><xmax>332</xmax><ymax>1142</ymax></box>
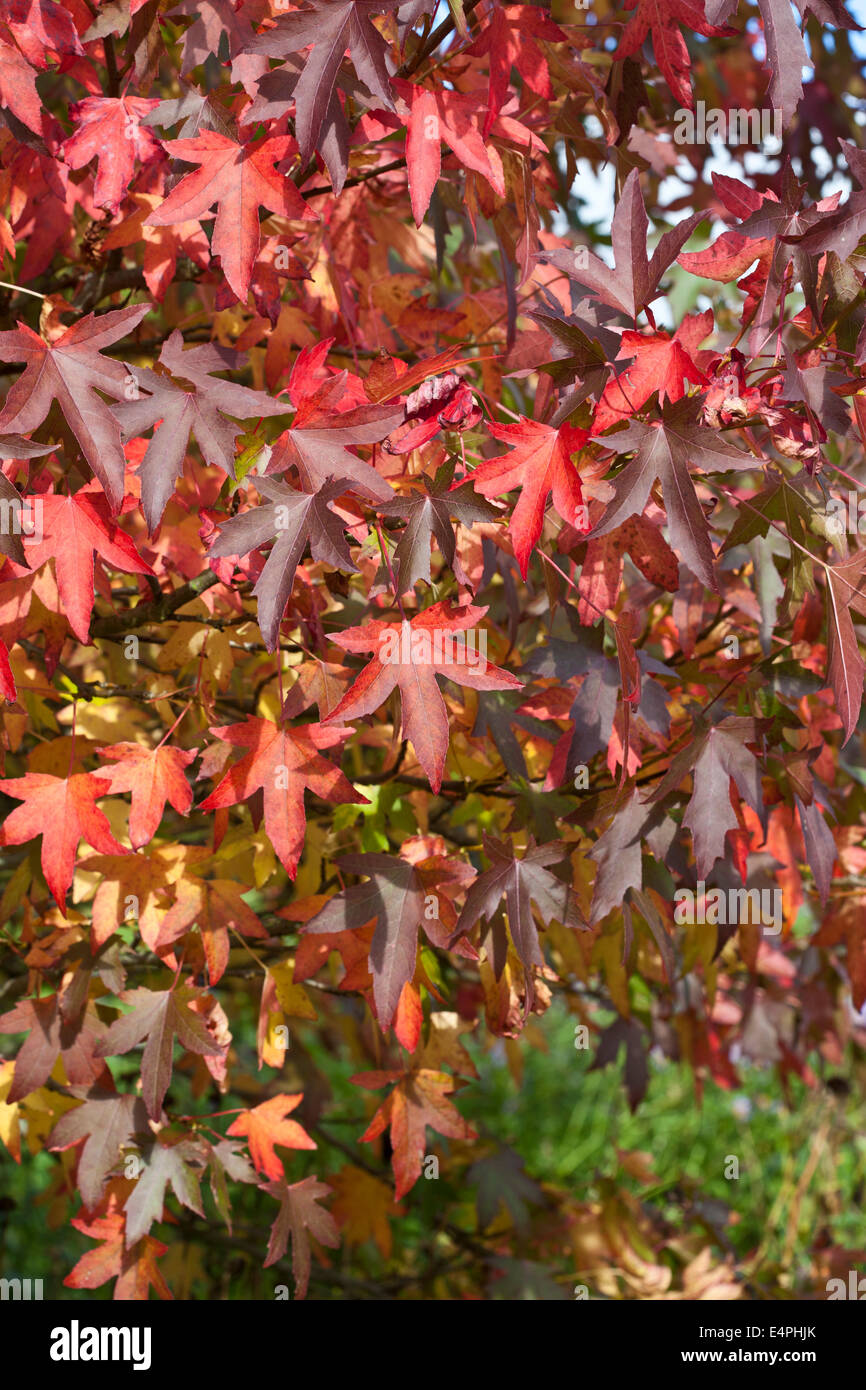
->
<box><xmin>0</xmin><ymin>281</ymin><xmax>45</xmax><ymax>300</ymax></box>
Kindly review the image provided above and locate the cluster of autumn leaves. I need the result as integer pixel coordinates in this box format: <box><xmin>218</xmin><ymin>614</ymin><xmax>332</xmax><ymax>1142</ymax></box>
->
<box><xmin>0</xmin><ymin>0</ymin><xmax>865</xmax><ymax>1300</ymax></box>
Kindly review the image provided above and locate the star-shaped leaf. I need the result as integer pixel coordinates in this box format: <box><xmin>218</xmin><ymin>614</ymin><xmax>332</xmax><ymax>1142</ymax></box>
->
<box><xmin>589</xmin><ymin>397</ymin><xmax>755</xmax><ymax>589</ymax></box>
<box><xmin>0</xmin><ymin>769</ymin><xmax>129</xmax><ymax>910</ymax></box>
<box><xmin>540</xmin><ymin>170</ymin><xmax>702</xmax><ymax>322</ymax></box>
<box><xmin>199</xmin><ymin>716</ymin><xmax>367</xmax><ymax>879</ymax></box>
<box><xmin>614</xmin><ymin>0</ymin><xmax>735</xmax><ymax>110</ymax></box>
<box><xmin>62</xmin><ymin>96</ymin><xmax>160</xmax><ymax>214</ymax></box>
<box><xmin>247</xmin><ymin>0</ymin><xmax>396</xmax><ymax>163</ymax></box>
<box><xmin>266</xmin><ymin>402</ymin><xmax>403</xmax><ymax>502</ymax></box>
<box><xmin>123</xmin><ymin>1135</ymin><xmax>207</xmax><ymax>1246</ymax></box>
<box><xmin>325</xmin><ymin>601</ymin><xmax>522</xmax><ymax>791</ymax></box>
<box><xmin>96</xmin><ymin>741</ymin><xmax>196</xmax><ymax>849</ymax></box>
<box><xmin>23</xmin><ymin>491</ymin><xmax>154</xmax><ymax>644</ymax></box>
<box><xmin>593</xmin><ymin>310</ymin><xmax>712</xmax><ymax>433</ymax></box>
<box><xmin>471</xmin><ymin>419</ymin><xmax>589</xmax><ymax>577</ymax></box>
<box><xmin>227</xmin><ymin>1094</ymin><xmax>316</xmax><ymax>1181</ymax></box>
<box><xmin>647</xmin><ymin>716</ymin><xmax>766</xmax><ymax>876</ymax></box>
<box><xmin>468</xmin><ymin>1145</ymin><xmax>544</xmax><ymax>1233</ymax></box>
<box><xmin>95</xmin><ymin>987</ymin><xmax>225</xmax><ymax>1120</ymax></box>
<box><xmin>0</xmin><ymin>997</ymin><xmax>110</xmax><ymax>1103</ymax></box>
<box><xmin>302</xmin><ymin>851</ymin><xmax>443</xmax><ymax>1028</ymax></box>
<box><xmin>448</xmin><ymin>834</ymin><xmax>585</xmax><ymax>1014</ymax></box>
<box><xmin>207</xmin><ymin>476</ymin><xmax>360</xmax><ymax>651</ymax></box>
<box><xmin>113</xmin><ymin>329</ymin><xmax>292</xmax><ymax>532</ymax></box>
<box><xmin>155</xmin><ymin>875</ymin><xmax>269</xmax><ymax>985</ymax></box>
<box><xmin>145</xmin><ymin>131</ymin><xmax>316</xmax><ymax>303</ymax></box>
<box><xmin>261</xmin><ymin>1175</ymin><xmax>340</xmax><ymax>1298</ymax></box>
<box><xmin>64</xmin><ymin>1210</ymin><xmax>173</xmax><ymax>1300</ymax></box>
<box><xmin>376</xmin><ymin>471</ymin><xmax>498</xmax><ymax>593</ymax></box>
<box><xmin>0</xmin><ymin>304</ymin><xmax>150</xmax><ymax>511</ymax></box>
<box><xmin>48</xmin><ymin>1088</ymin><xmax>153</xmax><ymax>1209</ymax></box>
<box><xmin>353</xmin><ymin>1066</ymin><xmax>477</xmax><ymax>1199</ymax></box>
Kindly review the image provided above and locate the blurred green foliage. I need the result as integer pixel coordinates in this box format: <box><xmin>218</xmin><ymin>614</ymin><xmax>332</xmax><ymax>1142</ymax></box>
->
<box><xmin>3</xmin><ymin>998</ymin><xmax>864</xmax><ymax>1299</ymax></box>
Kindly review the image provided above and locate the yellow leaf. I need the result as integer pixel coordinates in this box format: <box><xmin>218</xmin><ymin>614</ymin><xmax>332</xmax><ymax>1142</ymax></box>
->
<box><xmin>158</xmin><ymin>609</ymin><xmax>233</xmax><ymax>686</ymax></box>
<box><xmin>415</xmin><ymin>1011</ymin><xmax>478</xmax><ymax>1078</ymax></box>
<box><xmin>270</xmin><ymin>959</ymin><xmax>318</xmax><ymax>1020</ymax></box>
<box><xmin>592</xmin><ymin>925</ymin><xmax>630</xmax><ymax>1018</ymax></box>
<box><xmin>329</xmin><ymin>1165</ymin><xmax>401</xmax><ymax>1258</ymax></box>
<box><xmin>0</xmin><ymin>857</ymin><xmax>31</xmax><ymax>925</ymax></box>
<box><xmin>0</xmin><ymin>1061</ymin><xmax>21</xmax><ymax>1161</ymax></box>
<box><xmin>260</xmin><ymin>1013</ymin><xmax>289</xmax><ymax>1069</ymax></box>
<box><xmin>294</xmin><ymin>820</ymin><xmax>326</xmax><ymax>898</ymax></box>
<box><xmin>20</xmin><ymin>1085</ymin><xmax>78</xmax><ymax>1152</ymax></box>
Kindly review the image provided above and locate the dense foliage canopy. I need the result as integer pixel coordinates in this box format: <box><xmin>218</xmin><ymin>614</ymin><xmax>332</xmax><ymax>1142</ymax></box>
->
<box><xmin>1</xmin><ymin>0</ymin><xmax>866</xmax><ymax>1302</ymax></box>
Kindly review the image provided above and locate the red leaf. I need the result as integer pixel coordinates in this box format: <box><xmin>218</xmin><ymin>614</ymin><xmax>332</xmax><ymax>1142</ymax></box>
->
<box><xmin>301</xmin><ymin>852</ymin><xmax>440</xmax><ymax>1029</ymax></box>
<box><xmin>613</xmin><ymin>0</ymin><xmax>735</xmax><ymax>109</ymax></box>
<box><xmin>95</xmin><ymin>986</ymin><xmax>225</xmax><ymax>1120</ymax></box>
<box><xmin>62</xmin><ymin>97</ymin><xmax>160</xmax><ymax>214</ymax></box>
<box><xmin>227</xmin><ymin>1093</ymin><xmax>316</xmax><ymax>1180</ymax></box>
<box><xmin>824</xmin><ymin>549</ymin><xmax>866</xmax><ymax>745</ymax></box>
<box><xmin>0</xmin><ymin>996</ymin><xmax>110</xmax><ymax>1102</ymax></box>
<box><xmin>113</xmin><ymin>328</ymin><xmax>292</xmax><ymax>533</ymax></box>
<box><xmin>145</xmin><ymin>131</ymin><xmax>316</xmax><ymax>303</ymax></box>
<box><xmin>199</xmin><ymin>716</ymin><xmax>367</xmax><ymax>878</ymax></box>
<box><xmin>49</xmin><ymin>1089</ymin><xmax>152</xmax><ymax>1208</ymax></box>
<box><xmin>0</xmin><ymin>305</ymin><xmax>150</xmax><ymax>511</ymax></box>
<box><xmin>472</xmin><ymin>419</ymin><xmax>590</xmax><ymax>577</ymax></box>
<box><xmin>24</xmin><ymin>492</ymin><xmax>153</xmax><ymax>644</ymax></box>
<box><xmin>356</xmin><ymin>1068</ymin><xmax>477</xmax><ymax>1200</ymax></box>
<box><xmin>155</xmin><ymin>875</ymin><xmax>268</xmax><ymax>985</ymax></box>
<box><xmin>65</xmin><ymin>1210</ymin><xmax>173</xmax><ymax>1301</ymax></box>
<box><xmin>325</xmin><ymin>601</ymin><xmax>522</xmax><ymax>791</ymax></box>
<box><xmin>0</xmin><ymin>39</ymin><xmax>43</xmax><ymax>133</ymax></box>
<box><xmin>97</xmin><ymin>741</ymin><xmax>196</xmax><ymax>848</ymax></box>
<box><xmin>593</xmin><ymin>311</ymin><xmax>712</xmax><ymax>434</ymax></box>
<box><xmin>395</xmin><ymin>79</ymin><xmax>509</xmax><ymax>226</ymax></box>
<box><xmin>261</xmin><ymin>1175</ymin><xmax>339</xmax><ymax>1298</ymax></box>
<box><xmin>466</xmin><ymin>2</ymin><xmax>568</xmax><ymax>136</ymax></box>
<box><xmin>590</xmin><ymin>398</ymin><xmax>754</xmax><ymax>590</ymax></box>
<box><xmin>540</xmin><ymin>169</ymin><xmax>702</xmax><ymax>321</ymax></box>
<box><xmin>0</xmin><ymin>770</ymin><xmax>128</xmax><ymax>910</ymax></box>
<box><xmin>0</xmin><ymin>635</ymin><xmax>15</xmax><ymax>700</ymax></box>
<box><xmin>248</xmin><ymin>0</ymin><xmax>395</xmax><ymax>164</ymax></box>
